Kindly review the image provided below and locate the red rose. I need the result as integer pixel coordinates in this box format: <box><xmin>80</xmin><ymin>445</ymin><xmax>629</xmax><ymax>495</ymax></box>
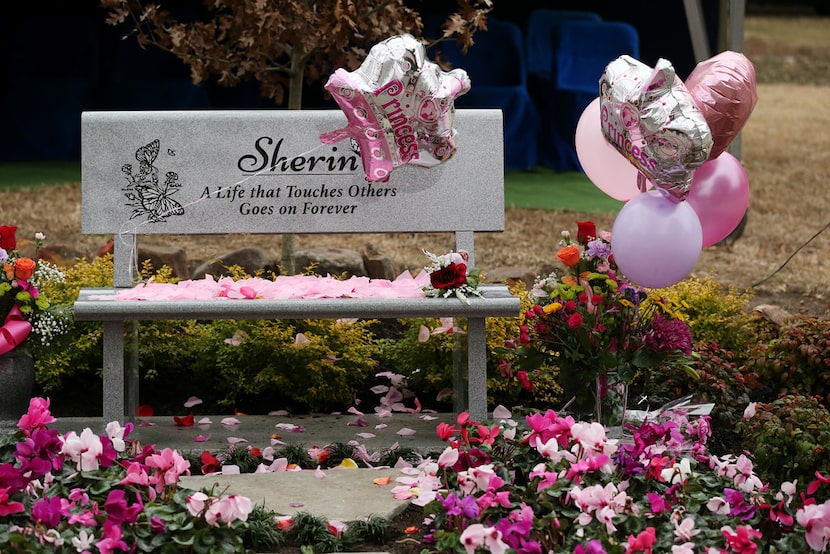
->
<box><xmin>0</xmin><ymin>225</ymin><xmax>17</xmax><ymax>250</ymax></box>
<box><xmin>576</xmin><ymin>221</ymin><xmax>597</xmax><ymax>245</ymax></box>
<box><xmin>430</xmin><ymin>262</ymin><xmax>467</xmax><ymax>290</ymax></box>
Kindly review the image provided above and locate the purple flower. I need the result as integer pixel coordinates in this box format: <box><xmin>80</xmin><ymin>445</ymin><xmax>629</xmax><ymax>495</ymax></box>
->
<box><xmin>585</xmin><ymin>239</ymin><xmax>612</xmax><ymax>260</ymax></box>
<box><xmin>724</xmin><ymin>487</ymin><xmax>756</xmax><ymax>521</ymax></box>
<box><xmin>439</xmin><ymin>493</ymin><xmax>480</xmax><ymax>519</ymax></box>
<box><xmin>645</xmin><ymin>314</ymin><xmax>693</xmax><ymax>355</ymax></box>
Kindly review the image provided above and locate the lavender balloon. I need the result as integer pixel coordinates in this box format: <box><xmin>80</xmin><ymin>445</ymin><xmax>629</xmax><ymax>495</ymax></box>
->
<box><xmin>611</xmin><ymin>190</ymin><xmax>703</xmax><ymax>288</ymax></box>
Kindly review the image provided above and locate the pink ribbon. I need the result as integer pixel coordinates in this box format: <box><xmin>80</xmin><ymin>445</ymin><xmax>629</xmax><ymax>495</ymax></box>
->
<box><xmin>0</xmin><ymin>305</ymin><xmax>32</xmax><ymax>355</ymax></box>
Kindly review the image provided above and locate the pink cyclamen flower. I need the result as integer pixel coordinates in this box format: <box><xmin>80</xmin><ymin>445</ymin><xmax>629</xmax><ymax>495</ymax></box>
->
<box><xmin>0</xmin><ymin>487</ymin><xmax>25</xmax><ymax>516</ymax></box>
<box><xmin>105</xmin><ymin>421</ymin><xmax>132</xmax><ymax>452</ymax></box>
<box><xmin>459</xmin><ymin>523</ymin><xmax>509</xmax><ymax>554</ymax></box>
<box><xmin>205</xmin><ymin>494</ymin><xmax>254</xmax><ymax>527</ymax></box>
<box><xmin>796</xmin><ymin>502</ymin><xmax>830</xmax><ymax>552</ymax></box>
<box><xmin>721</xmin><ymin>525</ymin><xmax>762</xmax><ymax>554</ymax></box>
<box><xmin>625</xmin><ymin>526</ymin><xmax>656</xmax><ymax>553</ymax></box>
<box><xmin>96</xmin><ymin>523</ymin><xmax>128</xmax><ymax>554</ymax></box>
<box><xmin>145</xmin><ymin>448</ymin><xmax>191</xmax><ymax>490</ymax></box>
<box><xmin>186</xmin><ymin>491</ymin><xmax>209</xmax><ymax>517</ymax></box>
<box><xmin>17</xmin><ymin>397</ymin><xmax>57</xmax><ymax>437</ymax></box>
<box><xmin>61</xmin><ymin>428</ymin><xmax>104</xmax><ymax>472</ymax></box>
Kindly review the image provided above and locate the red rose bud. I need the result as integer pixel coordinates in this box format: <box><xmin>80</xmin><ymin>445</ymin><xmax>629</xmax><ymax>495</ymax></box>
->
<box><xmin>0</xmin><ymin>225</ymin><xmax>17</xmax><ymax>251</ymax></box>
<box><xmin>576</xmin><ymin>221</ymin><xmax>597</xmax><ymax>245</ymax></box>
<box><xmin>430</xmin><ymin>262</ymin><xmax>467</xmax><ymax>290</ymax></box>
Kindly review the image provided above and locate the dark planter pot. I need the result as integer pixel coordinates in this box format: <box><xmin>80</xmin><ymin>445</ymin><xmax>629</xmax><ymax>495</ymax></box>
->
<box><xmin>0</xmin><ymin>348</ymin><xmax>35</xmax><ymax>430</ymax></box>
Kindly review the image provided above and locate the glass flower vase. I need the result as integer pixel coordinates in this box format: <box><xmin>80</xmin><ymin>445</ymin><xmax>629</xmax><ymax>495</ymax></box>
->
<box><xmin>595</xmin><ymin>369</ymin><xmax>629</xmax><ymax>434</ymax></box>
<box><xmin>556</xmin><ymin>362</ymin><xmax>597</xmax><ymax>422</ymax></box>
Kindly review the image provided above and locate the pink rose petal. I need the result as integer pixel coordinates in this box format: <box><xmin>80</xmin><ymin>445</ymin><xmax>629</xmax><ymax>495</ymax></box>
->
<box><xmin>194</xmin><ymin>434</ymin><xmax>211</xmax><ymax>442</ymax></box>
<box><xmin>356</xmin><ymin>432</ymin><xmax>376</xmax><ymax>439</ymax></box>
<box><xmin>396</xmin><ymin>427</ymin><xmax>417</xmax><ymax>436</ymax></box>
<box><xmin>184</xmin><ymin>396</ymin><xmax>203</xmax><ymax>408</ymax></box>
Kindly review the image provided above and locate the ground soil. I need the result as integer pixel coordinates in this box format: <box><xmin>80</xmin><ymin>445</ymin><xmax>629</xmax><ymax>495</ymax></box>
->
<box><xmin>3</xmin><ymin>12</ymin><xmax>829</xmax><ymax>553</ymax></box>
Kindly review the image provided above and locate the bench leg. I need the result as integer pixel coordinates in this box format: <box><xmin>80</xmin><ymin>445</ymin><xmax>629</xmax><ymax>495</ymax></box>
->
<box><xmin>466</xmin><ymin>317</ymin><xmax>488</xmax><ymax>422</ymax></box>
<box><xmin>102</xmin><ymin>321</ymin><xmax>139</xmax><ymax>424</ymax></box>
<box><xmin>102</xmin><ymin>321</ymin><xmax>125</xmax><ymax>424</ymax></box>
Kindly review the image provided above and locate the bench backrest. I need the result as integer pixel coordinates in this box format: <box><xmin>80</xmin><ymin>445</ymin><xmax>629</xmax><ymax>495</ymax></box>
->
<box><xmin>81</xmin><ymin>109</ymin><xmax>504</xmax><ymax>285</ymax></box>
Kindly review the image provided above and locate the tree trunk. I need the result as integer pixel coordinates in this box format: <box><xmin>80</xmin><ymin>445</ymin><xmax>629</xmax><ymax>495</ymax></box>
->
<box><xmin>281</xmin><ymin>49</ymin><xmax>308</xmax><ymax>274</ymax></box>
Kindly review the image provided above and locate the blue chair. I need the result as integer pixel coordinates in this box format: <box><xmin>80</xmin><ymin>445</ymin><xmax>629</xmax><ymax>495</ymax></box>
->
<box><xmin>524</xmin><ymin>10</ymin><xmax>603</xmax><ymax>169</ymax></box>
<box><xmin>430</xmin><ymin>17</ymin><xmax>538</xmax><ymax>170</ymax></box>
<box><xmin>547</xmin><ymin>20</ymin><xmax>640</xmax><ymax>171</ymax></box>
<box><xmin>525</xmin><ymin>10</ymin><xmax>603</xmax><ymax>84</ymax></box>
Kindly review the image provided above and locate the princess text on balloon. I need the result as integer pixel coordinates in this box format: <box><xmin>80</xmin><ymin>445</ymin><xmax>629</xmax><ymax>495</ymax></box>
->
<box><xmin>374</xmin><ymin>80</ymin><xmax>420</xmax><ymax>163</ymax></box>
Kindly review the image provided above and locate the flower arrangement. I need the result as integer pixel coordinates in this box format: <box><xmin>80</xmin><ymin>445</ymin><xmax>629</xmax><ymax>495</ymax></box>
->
<box><xmin>422</xmin><ymin>250</ymin><xmax>482</xmax><ymax>302</ymax></box>
<box><xmin>0</xmin><ymin>225</ymin><xmax>68</xmax><ymax>354</ymax></box>
<box><xmin>500</xmin><ymin>221</ymin><xmax>694</xmax><ymax>423</ymax></box>
<box><xmin>417</xmin><ymin>409</ymin><xmax>830</xmax><ymax>553</ymax></box>
<box><xmin>0</xmin><ymin>397</ymin><xmax>257</xmax><ymax>552</ymax></box>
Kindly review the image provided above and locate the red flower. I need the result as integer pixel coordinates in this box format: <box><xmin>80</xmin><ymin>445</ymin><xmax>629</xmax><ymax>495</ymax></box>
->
<box><xmin>200</xmin><ymin>451</ymin><xmax>220</xmax><ymax>474</ymax></box>
<box><xmin>576</xmin><ymin>221</ymin><xmax>597</xmax><ymax>245</ymax></box>
<box><xmin>517</xmin><ymin>370</ymin><xmax>534</xmax><ymax>392</ymax></box>
<box><xmin>567</xmin><ymin>313</ymin><xmax>584</xmax><ymax>329</ymax></box>
<box><xmin>0</xmin><ymin>226</ymin><xmax>17</xmax><ymax>251</ymax></box>
<box><xmin>429</xmin><ymin>262</ymin><xmax>467</xmax><ymax>290</ymax></box>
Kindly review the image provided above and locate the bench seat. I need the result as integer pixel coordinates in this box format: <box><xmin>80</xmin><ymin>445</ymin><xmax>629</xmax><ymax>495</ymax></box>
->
<box><xmin>75</xmin><ymin>285</ymin><xmax>518</xmax><ymax>321</ymax></box>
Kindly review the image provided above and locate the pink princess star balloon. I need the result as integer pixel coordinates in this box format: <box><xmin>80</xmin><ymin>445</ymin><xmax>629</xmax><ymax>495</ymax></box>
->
<box><xmin>320</xmin><ymin>34</ymin><xmax>471</xmax><ymax>182</ymax></box>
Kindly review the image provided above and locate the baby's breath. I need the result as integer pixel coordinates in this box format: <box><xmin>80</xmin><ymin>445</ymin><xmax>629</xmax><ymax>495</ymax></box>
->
<box><xmin>1</xmin><ymin>229</ymin><xmax>69</xmax><ymax>350</ymax></box>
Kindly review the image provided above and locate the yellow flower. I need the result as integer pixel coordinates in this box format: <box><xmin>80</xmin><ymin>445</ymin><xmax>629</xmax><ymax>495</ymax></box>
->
<box><xmin>544</xmin><ymin>302</ymin><xmax>563</xmax><ymax>314</ymax></box>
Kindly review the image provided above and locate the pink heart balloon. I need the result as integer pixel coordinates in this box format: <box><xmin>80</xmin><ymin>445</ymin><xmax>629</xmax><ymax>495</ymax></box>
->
<box><xmin>685</xmin><ymin>51</ymin><xmax>758</xmax><ymax>160</ymax></box>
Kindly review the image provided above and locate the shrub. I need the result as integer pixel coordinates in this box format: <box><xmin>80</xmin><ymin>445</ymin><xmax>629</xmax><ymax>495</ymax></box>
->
<box><xmin>654</xmin><ymin>274</ymin><xmax>756</xmax><ymax>357</ymax></box>
<box><xmin>30</xmin><ymin>256</ymin><xmax>113</xmax><ymax>399</ymax></box>
<box><xmin>739</xmin><ymin>394</ymin><xmax>830</xmax><ymax>498</ymax></box>
<box><xmin>379</xmin><ymin>311</ymin><xmax>525</xmax><ymax>410</ymax></box>
<box><xmin>137</xmin><ymin>317</ymin><xmax>381</xmax><ymax>414</ymax></box>
<box><xmin>643</xmin><ymin>340</ymin><xmax>760</xmax><ymax>454</ymax></box>
<box><xmin>751</xmin><ymin>315</ymin><xmax>830</xmax><ymax>406</ymax></box>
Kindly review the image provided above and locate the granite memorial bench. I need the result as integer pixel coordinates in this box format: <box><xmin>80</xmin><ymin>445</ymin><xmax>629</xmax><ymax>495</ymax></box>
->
<box><xmin>73</xmin><ymin>109</ymin><xmax>520</xmax><ymax>424</ymax></box>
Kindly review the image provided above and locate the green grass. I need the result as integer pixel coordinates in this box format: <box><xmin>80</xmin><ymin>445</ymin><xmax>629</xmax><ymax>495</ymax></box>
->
<box><xmin>504</xmin><ymin>168</ymin><xmax>623</xmax><ymax>213</ymax></box>
<box><xmin>0</xmin><ymin>161</ymin><xmax>81</xmax><ymax>189</ymax></box>
<box><xmin>0</xmin><ymin>162</ymin><xmax>622</xmax><ymax>214</ymax></box>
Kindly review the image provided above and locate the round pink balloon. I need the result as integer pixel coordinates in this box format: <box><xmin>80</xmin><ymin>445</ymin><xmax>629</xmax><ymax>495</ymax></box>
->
<box><xmin>611</xmin><ymin>190</ymin><xmax>703</xmax><ymax>288</ymax></box>
<box><xmin>575</xmin><ymin>97</ymin><xmax>643</xmax><ymax>202</ymax></box>
<box><xmin>686</xmin><ymin>152</ymin><xmax>749</xmax><ymax>247</ymax></box>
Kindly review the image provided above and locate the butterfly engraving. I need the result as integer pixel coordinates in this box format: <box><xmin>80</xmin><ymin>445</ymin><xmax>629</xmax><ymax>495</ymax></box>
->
<box><xmin>121</xmin><ymin>139</ymin><xmax>185</xmax><ymax>223</ymax></box>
